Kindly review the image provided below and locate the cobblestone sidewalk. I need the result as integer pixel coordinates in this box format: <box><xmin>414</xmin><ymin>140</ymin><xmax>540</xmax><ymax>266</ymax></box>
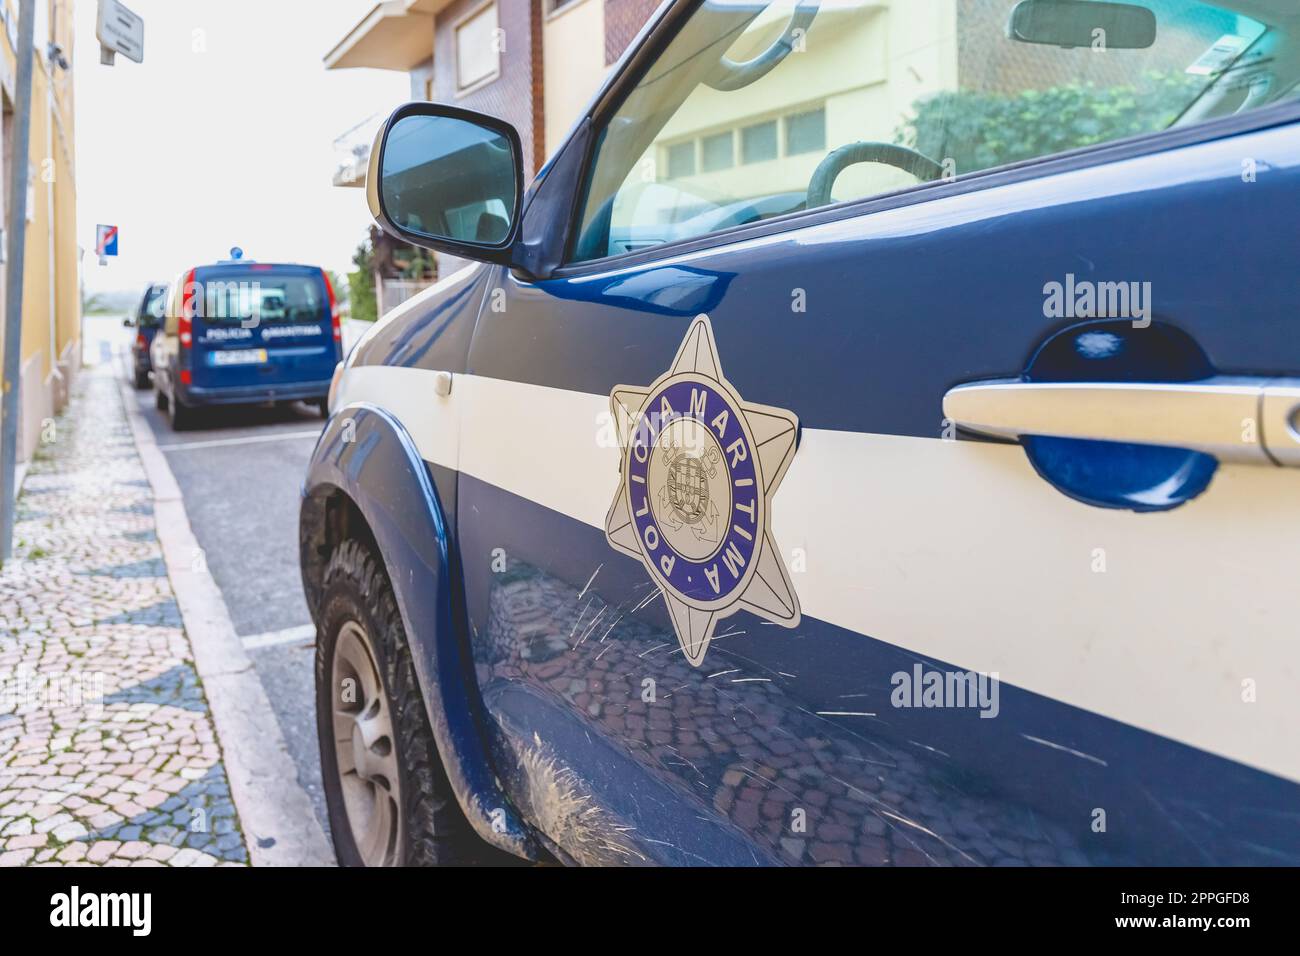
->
<box><xmin>0</xmin><ymin>366</ymin><xmax>248</xmax><ymax>866</ymax></box>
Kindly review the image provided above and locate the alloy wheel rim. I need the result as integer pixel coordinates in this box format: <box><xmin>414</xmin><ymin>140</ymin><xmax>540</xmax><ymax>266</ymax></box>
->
<box><xmin>331</xmin><ymin>620</ymin><xmax>402</xmax><ymax>866</ymax></box>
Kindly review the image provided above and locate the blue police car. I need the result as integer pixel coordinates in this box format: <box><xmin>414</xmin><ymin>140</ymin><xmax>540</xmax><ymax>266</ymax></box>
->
<box><xmin>301</xmin><ymin>0</ymin><xmax>1300</xmax><ymax>866</ymax></box>
<box><xmin>151</xmin><ymin>256</ymin><xmax>342</xmax><ymax>430</ymax></box>
<box><xmin>125</xmin><ymin>281</ymin><xmax>169</xmax><ymax>390</ymax></box>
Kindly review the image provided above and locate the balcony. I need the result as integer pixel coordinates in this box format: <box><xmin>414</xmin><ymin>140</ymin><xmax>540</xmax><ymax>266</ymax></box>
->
<box><xmin>323</xmin><ymin>0</ymin><xmax>439</xmax><ymax>72</ymax></box>
<box><xmin>333</xmin><ymin>113</ymin><xmax>384</xmax><ymax>188</ymax></box>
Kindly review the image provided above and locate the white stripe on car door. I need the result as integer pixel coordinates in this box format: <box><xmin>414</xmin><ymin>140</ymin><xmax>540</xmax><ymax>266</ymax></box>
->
<box><xmin>338</xmin><ymin>364</ymin><xmax>1300</xmax><ymax>783</ymax></box>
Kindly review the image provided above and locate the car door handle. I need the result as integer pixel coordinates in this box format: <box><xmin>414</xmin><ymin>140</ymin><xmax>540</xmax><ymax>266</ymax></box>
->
<box><xmin>942</xmin><ymin>377</ymin><xmax>1300</xmax><ymax>466</ymax></box>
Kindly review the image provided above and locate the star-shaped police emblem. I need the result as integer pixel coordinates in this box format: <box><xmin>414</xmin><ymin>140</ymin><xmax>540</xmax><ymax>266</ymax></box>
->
<box><xmin>605</xmin><ymin>313</ymin><xmax>801</xmax><ymax>666</ymax></box>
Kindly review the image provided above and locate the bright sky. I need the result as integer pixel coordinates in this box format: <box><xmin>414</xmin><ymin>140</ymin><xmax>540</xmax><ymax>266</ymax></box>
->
<box><xmin>74</xmin><ymin>0</ymin><xmax>409</xmax><ymax>295</ymax></box>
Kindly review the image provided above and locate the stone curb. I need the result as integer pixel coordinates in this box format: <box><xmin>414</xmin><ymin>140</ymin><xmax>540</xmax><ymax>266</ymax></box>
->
<box><xmin>116</xmin><ymin>381</ymin><xmax>335</xmax><ymax>867</ymax></box>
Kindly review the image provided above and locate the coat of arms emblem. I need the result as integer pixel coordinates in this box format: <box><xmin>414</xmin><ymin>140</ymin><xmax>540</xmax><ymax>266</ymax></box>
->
<box><xmin>604</xmin><ymin>314</ymin><xmax>802</xmax><ymax>665</ymax></box>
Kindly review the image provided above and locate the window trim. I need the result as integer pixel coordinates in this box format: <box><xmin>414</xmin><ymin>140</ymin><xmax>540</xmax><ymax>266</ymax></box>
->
<box><xmin>453</xmin><ymin>0</ymin><xmax>501</xmax><ymax>96</ymax></box>
<box><xmin>546</xmin><ymin>0</ymin><xmax>593</xmax><ymax>21</ymax></box>
<box><xmin>554</xmin><ymin>0</ymin><xmax>1300</xmax><ymax>276</ymax></box>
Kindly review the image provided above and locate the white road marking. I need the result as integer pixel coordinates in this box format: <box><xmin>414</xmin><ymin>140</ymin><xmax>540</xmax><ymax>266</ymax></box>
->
<box><xmin>157</xmin><ymin>430</ymin><xmax>321</xmax><ymax>452</ymax></box>
<box><xmin>241</xmin><ymin>624</ymin><xmax>317</xmax><ymax>651</ymax></box>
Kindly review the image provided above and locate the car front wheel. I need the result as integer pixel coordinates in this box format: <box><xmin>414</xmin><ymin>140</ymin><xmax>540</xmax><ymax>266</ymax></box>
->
<box><xmin>315</xmin><ymin>539</ymin><xmax>498</xmax><ymax>866</ymax></box>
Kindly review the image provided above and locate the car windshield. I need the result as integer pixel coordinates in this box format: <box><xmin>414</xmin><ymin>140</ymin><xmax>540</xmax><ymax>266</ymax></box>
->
<box><xmin>573</xmin><ymin>0</ymin><xmax>1286</xmax><ymax>262</ymax></box>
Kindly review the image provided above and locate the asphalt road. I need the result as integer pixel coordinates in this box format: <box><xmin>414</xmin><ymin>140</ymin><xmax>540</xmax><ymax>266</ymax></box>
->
<box><xmin>88</xmin><ymin>312</ymin><xmax>359</xmax><ymax>840</ymax></box>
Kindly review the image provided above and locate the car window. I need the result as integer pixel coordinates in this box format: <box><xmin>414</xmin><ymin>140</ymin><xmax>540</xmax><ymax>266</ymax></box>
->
<box><xmin>572</xmin><ymin>0</ymin><xmax>1283</xmax><ymax>263</ymax></box>
<box><xmin>139</xmin><ymin>285</ymin><xmax>168</xmax><ymax>327</ymax></box>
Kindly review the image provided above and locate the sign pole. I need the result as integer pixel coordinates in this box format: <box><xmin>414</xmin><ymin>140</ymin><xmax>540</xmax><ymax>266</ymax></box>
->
<box><xmin>0</xmin><ymin>0</ymin><xmax>38</xmax><ymax>566</ymax></box>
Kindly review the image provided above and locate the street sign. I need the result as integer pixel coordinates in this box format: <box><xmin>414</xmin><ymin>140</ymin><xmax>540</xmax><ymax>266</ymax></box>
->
<box><xmin>95</xmin><ymin>0</ymin><xmax>143</xmax><ymax>65</ymax></box>
<box><xmin>95</xmin><ymin>224</ymin><xmax>119</xmax><ymax>257</ymax></box>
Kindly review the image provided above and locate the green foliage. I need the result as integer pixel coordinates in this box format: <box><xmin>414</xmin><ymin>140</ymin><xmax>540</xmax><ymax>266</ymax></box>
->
<box><xmin>327</xmin><ymin>270</ymin><xmax>348</xmax><ymax>306</ymax></box>
<box><xmin>348</xmin><ymin>240</ymin><xmax>377</xmax><ymax>324</ymax></box>
<box><xmin>402</xmin><ymin>252</ymin><xmax>431</xmax><ymax>280</ymax></box>
<box><xmin>897</xmin><ymin>74</ymin><xmax>1200</xmax><ymax>176</ymax></box>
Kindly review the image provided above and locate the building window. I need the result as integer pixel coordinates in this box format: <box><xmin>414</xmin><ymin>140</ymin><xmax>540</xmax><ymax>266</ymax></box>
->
<box><xmin>784</xmin><ymin>108</ymin><xmax>826</xmax><ymax>156</ymax></box>
<box><xmin>456</xmin><ymin>2</ymin><xmax>499</xmax><ymax>92</ymax></box>
<box><xmin>661</xmin><ymin>108</ymin><xmax>824</xmax><ymax>181</ymax></box>
<box><xmin>700</xmin><ymin>131</ymin><xmax>734</xmax><ymax>172</ymax></box>
<box><xmin>741</xmin><ymin>120</ymin><xmax>777</xmax><ymax>164</ymax></box>
<box><xmin>666</xmin><ymin>141</ymin><xmax>695</xmax><ymax>180</ymax></box>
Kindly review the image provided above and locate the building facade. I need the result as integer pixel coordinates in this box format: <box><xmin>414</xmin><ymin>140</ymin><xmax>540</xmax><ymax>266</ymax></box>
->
<box><xmin>1</xmin><ymin>0</ymin><xmax>79</xmax><ymax>465</ymax></box>
<box><xmin>327</xmin><ymin>0</ymin><xmax>661</xmax><ymax>288</ymax></box>
<box><xmin>325</xmin><ymin>0</ymin><xmax>660</xmax><ymax>185</ymax></box>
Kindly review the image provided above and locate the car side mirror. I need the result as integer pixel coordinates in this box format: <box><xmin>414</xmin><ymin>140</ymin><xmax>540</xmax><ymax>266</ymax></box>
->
<box><xmin>123</xmin><ymin>317</ymin><xmax>134</xmax><ymax>328</ymax></box>
<box><xmin>367</xmin><ymin>103</ymin><xmax>523</xmax><ymax>265</ymax></box>
<box><xmin>1007</xmin><ymin>0</ymin><xmax>1156</xmax><ymax>50</ymax></box>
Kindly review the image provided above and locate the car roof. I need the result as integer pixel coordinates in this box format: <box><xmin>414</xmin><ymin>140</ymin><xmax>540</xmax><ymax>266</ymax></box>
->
<box><xmin>192</xmin><ymin>262</ymin><xmax>324</xmax><ymax>276</ymax></box>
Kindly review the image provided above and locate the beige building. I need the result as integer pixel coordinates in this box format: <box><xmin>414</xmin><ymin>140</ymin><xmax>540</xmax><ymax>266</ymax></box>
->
<box><xmin>1</xmin><ymin>0</ymin><xmax>79</xmax><ymax>465</ymax></box>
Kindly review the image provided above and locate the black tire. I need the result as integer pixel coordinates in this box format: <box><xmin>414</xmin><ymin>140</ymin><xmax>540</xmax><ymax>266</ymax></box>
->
<box><xmin>168</xmin><ymin>393</ymin><xmax>193</xmax><ymax>431</ymax></box>
<box><xmin>315</xmin><ymin>398</ymin><xmax>329</xmax><ymax>419</ymax></box>
<box><xmin>315</xmin><ymin>539</ymin><xmax>498</xmax><ymax>866</ymax></box>
<box><xmin>154</xmin><ymin>388</ymin><xmax>168</xmax><ymax>411</ymax></box>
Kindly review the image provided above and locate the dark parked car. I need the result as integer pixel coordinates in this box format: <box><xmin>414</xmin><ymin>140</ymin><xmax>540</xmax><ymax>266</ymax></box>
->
<box><xmin>301</xmin><ymin>0</ymin><xmax>1300</xmax><ymax>866</ymax></box>
<box><xmin>151</xmin><ymin>260</ymin><xmax>342</xmax><ymax>430</ymax></box>
<box><xmin>124</xmin><ymin>282</ymin><xmax>168</xmax><ymax>389</ymax></box>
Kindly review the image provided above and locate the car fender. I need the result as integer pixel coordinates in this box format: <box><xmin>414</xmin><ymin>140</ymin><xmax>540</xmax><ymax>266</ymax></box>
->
<box><xmin>301</xmin><ymin>401</ymin><xmax>540</xmax><ymax>860</ymax></box>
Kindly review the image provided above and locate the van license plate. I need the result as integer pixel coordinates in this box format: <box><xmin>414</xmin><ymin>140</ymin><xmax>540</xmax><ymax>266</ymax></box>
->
<box><xmin>211</xmin><ymin>349</ymin><xmax>268</xmax><ymax>366</ymax></box>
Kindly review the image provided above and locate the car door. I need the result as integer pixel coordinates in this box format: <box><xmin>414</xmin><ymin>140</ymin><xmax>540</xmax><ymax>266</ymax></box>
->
<box><xmin>454</xmin><ymin>0</ymin><xmax>1300</xmax><ymax>866</ymax></box>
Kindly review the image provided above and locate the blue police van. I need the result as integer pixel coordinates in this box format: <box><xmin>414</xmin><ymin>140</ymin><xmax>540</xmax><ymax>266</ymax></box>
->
<box><xmin>300</xmin><ymin>0</ymin><xmax>1300</xmax><ymax>866</ymax></box>
<box><xmin>152</xmin><ymin>258</ymin><xmax>342</xmax><ymax>430</ymax></box>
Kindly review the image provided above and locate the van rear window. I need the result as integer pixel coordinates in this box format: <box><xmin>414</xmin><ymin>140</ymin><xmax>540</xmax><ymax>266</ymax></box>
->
<box><xmin>199</xmin><ymin>273</ymin><xmax>324</xmax><ymax>325</ymax></box>
<box><xmin>139</xmin><ymin>284</ymin><xmax>168</xmax><ymax>327</ymax></box>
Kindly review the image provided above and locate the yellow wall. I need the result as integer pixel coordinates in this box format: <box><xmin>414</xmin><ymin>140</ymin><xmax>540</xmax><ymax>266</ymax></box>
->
<box><xmin>20</xmin><ymin>63</ymin><xmax>53</xmax><ymax>374</ymax></box>
<box><xmin>0</xmin><ymin>0</ymin><xmax>78</xmax><ymax>461</ymax></box>
<box><xmin>51</xmin><ymin>0</ymin><xmax>77</xmax><ymax>361</ymax></box>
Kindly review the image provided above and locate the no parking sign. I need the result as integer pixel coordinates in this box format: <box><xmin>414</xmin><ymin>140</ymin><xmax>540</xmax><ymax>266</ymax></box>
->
<box><xmin>95</xmin><ymin>224</ymin><xmax>118</xmax><ymax>264</ymax></box>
